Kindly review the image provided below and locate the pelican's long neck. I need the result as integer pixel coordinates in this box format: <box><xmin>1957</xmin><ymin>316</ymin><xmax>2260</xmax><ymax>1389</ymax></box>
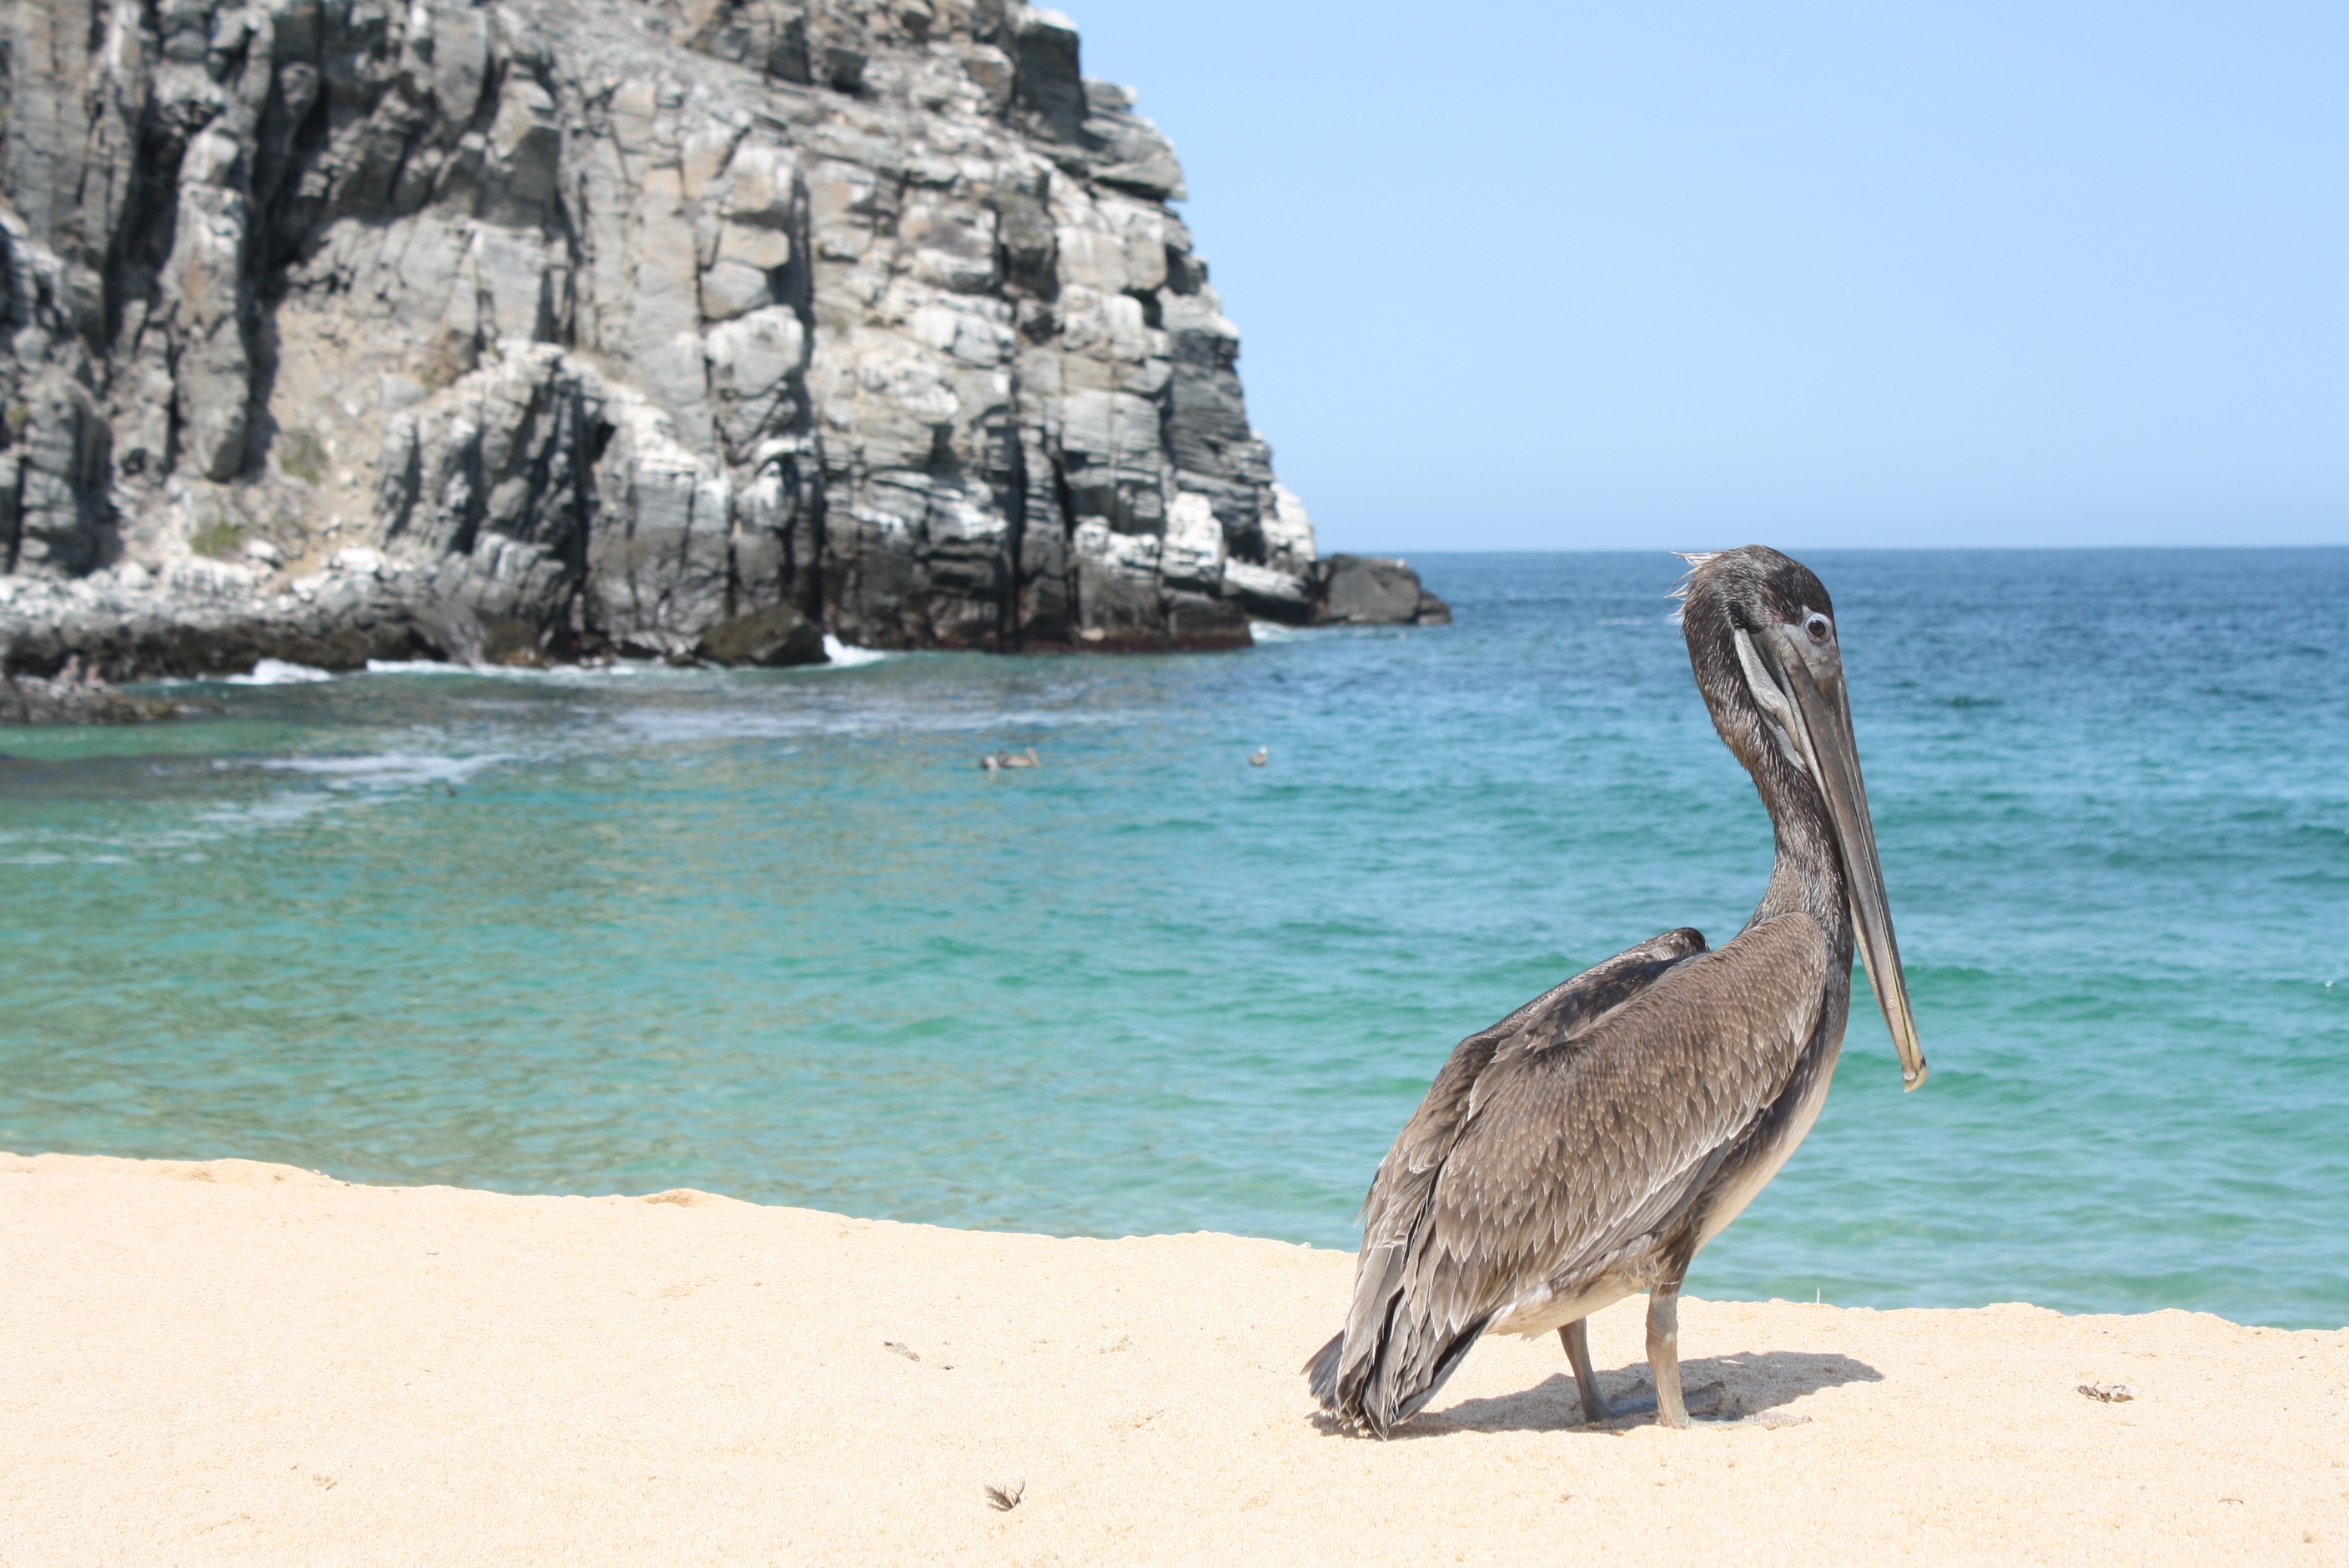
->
<box><xmin>1684</xmin><ymin>601</ymin><xmax>1851</xmax><ymax>949</ymax></box>
<box><xmin>1749</xmin><ymin>739</ymin><xmax>1849</xmax><ymax>944</ymax></box>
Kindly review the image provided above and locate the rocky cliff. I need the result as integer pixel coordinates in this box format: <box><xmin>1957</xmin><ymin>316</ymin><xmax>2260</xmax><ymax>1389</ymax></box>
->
<box><xmin>0</xmin><ymin>0</ymin><xmax>1444</xmax><ymax>680</ymax></box>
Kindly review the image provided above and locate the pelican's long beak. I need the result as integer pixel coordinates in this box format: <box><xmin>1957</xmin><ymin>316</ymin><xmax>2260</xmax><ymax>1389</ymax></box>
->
<box><xmin>1759</xmin><ymin>626</ymin><xmax>1929</xmax><ymax>1090</ymax></box>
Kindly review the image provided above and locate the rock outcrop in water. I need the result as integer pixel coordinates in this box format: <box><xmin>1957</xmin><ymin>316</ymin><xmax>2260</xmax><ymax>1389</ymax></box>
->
<box><xmin>0</xmin><ymin>661</ymin><xmax>184</xmax><ymax>722</ymax></box>
<box><xmin>0</xmin><ymin>0</ymin><xmax>1444</xmax><ymax>681</ymax></box>
<box><xmin>1317</xmin><ymin>554</ymin><xmax>1451</xmax><ymax>627</ymax></box>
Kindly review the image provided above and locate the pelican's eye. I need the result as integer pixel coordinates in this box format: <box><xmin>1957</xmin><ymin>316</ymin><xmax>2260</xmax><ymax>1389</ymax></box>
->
<box><xmin>1804</xmin><ymin>613</ymin><xmax>1832</xmax><ymax>644</ymax></box>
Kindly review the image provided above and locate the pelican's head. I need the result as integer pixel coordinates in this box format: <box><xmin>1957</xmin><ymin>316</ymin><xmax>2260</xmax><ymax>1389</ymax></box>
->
<box><xmin>1676</xmin><ymin>546</ymin><xmax>1928</xmax><ymax>1091</ymax></box>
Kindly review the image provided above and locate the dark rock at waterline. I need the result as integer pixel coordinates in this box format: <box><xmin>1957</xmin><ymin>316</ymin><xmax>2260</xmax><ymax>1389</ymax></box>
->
<box><xmin>1</xmin><ymin>670</ymin><xmax>179</xmax><ymax>725</ymax></box>
<box><xmin>1317</xmin><ymin>555</ymin><xmax>1452</xmax><ymax>626</ymax></box>
<box><xmin>1049</xmin><ymin>589</ymin><xmax>1252</xmax><ymax>651</ymax></box>
<box><xmin>697</xmin><ymin>605</ymin><xmax>827</xmax><ymax>667</ymax></box>
<box><xmin>0</xmin><ymin>565</ymin><xmax>448</xmax><ymax>681</ymax></box>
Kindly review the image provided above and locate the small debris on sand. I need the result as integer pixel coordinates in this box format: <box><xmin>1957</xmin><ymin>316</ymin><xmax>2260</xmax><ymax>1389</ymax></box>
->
<box><xmin>883</xmin><ymin>1340</ymin><xmax>921</xmax><ymax>1362</ymax></box>
<box><xmin>983</xmin><ymin>1479</ymin><xmax>1025</xmax><ymax>1512</ymax></box>
<box><xmin>2077</xmin><ymin>1382</ymin><xmax>2136</xmax><ymax>1403</ymax></box>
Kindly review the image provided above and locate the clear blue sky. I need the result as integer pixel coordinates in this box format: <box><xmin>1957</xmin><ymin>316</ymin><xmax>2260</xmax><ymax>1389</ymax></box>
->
<box><xmin>1065</xmin><ymin>2</ymin><xmax>2346</xmax><ymax>551</ymax></box>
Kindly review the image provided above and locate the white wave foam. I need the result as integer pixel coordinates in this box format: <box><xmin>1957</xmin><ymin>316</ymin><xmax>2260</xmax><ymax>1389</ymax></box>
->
<box><xmin>822</xmin><ymin>636</ymin><xmax>889</xmax><ymax>667</ymax></box>
<box><xmin>227</xmin><ymin>658</ymin><xmax>335</xmax><ymax>685</ymax></box>
<box><xmin>362</xmin><ymin>657</ymin><xmax>677</xmax><ymax>684</ymax></box>
<box><xmin>194</xmin><ymin>791</ymin><xmax>339</xmax><ymax>829</ymax></box>
<box><xmin>365</xmin><ymin>647</ymin><xmax>890</xmax><ymax>679</ymax></box>
<box><xmin>1247</xmin><ymin>621</ymin><xmax>1315</xmax><ymax>643</ymax></box>
<box><xmin>261</xmin><ymin>751</ymin><xmax>506</xmax><ymax>788</ymax></box>
<box><xmin>533</xmin><ymin>660</ymin><xmax>672</xmax><ymax>686</ymax></box>
<box><xmin>363</xmin><ymin>658</ymin><xmax>471</xmax><ymax>676</ymax></box>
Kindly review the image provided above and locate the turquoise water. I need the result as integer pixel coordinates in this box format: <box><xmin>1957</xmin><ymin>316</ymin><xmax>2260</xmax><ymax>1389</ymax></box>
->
<box><xmin>3</xmin><ymin>550</ymin><xmax>2344</xmax><ymax>1327</ymax></box>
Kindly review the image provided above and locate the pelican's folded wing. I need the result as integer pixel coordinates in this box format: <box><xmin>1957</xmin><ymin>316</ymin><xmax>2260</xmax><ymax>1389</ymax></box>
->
<box><xmin>1357</xmin><ymin>927</ymin><xmax>1711</xmax><ymax>1250</ymax></box>
<box><xmin>1358</xmin><ymin>915</ymin><xmax>1830</xmax><ymax>1430</ymax></box>
<box><xmin>1315</xmin><ymin>927</ymin><xmax>1708</xmax><ymax>1416</ymax></box>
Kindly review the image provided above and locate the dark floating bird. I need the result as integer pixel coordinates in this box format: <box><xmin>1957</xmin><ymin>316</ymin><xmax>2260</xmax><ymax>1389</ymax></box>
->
<box><xmin>1306</xmin><ymin>546</ymin><xmax>1926</xmax><ymax>1435</ymax></box>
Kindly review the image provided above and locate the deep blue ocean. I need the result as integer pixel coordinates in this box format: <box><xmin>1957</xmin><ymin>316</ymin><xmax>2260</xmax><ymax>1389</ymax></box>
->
<box><xmin>3</xmin><ymin>550</ymin><xmax>2343</xmax><ymax>1327</ymax></box>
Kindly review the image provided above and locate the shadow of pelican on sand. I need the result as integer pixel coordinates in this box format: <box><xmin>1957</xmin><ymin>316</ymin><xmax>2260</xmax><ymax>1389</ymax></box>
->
<box><xmin>1320</xmin><ymin>1349</ymin><xmax>1884</xmax><ymax>1438</ymax></box>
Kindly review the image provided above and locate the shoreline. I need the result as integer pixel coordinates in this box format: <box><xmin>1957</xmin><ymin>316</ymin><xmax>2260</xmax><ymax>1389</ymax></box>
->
<box><xmin>4</xmin><ymin>1151</ymin><xmax>2343</xmax><ymax>1564</ymax></box>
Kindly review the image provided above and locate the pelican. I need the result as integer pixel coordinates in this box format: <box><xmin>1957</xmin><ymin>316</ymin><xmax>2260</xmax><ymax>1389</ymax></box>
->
<box><xmin>1305</xmin><ymin>545</ymin><xmax>1925</xmax><ymax>1435</ymax></box>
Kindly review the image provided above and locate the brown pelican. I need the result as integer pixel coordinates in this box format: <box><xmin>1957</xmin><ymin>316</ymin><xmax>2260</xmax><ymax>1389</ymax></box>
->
<box><xmin>1306</xmin><ymin>545</ymin><xmax>1925</xmax><ymax>1435</ymax></box>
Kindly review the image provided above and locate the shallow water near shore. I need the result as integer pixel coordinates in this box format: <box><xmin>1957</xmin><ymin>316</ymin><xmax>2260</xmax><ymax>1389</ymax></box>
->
<box><xmin>3</xmin><ymin>549</ymin><xmax>2345</xmax><ymax>1327</ymax></box>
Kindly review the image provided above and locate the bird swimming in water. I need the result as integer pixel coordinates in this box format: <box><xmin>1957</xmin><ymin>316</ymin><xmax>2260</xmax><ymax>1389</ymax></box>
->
<box><xmin>979</xmin><ymin>746</ymin><xmax>1039</xmax><ymax>771</ymax></box>
<box><xmin>1250</xmin><ymin>746</ymin><xmax>1270</xmax><ymax>766</ymax></box>
<box><xmin>1306</xmin><ymin>545</ymin><xmax>1925</xmax><ymax>1435</ymax></box>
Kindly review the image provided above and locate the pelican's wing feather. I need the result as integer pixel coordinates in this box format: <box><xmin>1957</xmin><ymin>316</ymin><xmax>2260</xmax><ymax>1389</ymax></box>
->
<box><xmin>1322</xmin><ymin>915</ymin><xmax>1833</xmax><ymax>1432</ymax></box>
<box><xmin>1310</xmin><ymin>927</ymin><xmax>1709</xmax><ymax>1415</ymax></box>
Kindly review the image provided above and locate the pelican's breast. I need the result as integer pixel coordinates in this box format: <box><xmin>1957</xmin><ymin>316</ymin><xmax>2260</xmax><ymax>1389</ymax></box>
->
<box><xmin>1695</xmin><ymin>1030</ymin><xmax>1843</xmax><ymax>1252</ymax></box>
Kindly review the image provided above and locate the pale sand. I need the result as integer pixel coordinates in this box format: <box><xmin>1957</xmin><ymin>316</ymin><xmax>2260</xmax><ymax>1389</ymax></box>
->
<box><xmin>3</xmin><ymin>1153</ymin><xmax>2344</xmax><ymax>1565</ymax></box>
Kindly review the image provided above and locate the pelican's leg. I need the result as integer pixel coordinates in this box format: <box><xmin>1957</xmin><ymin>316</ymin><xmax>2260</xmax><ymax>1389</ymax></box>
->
<box><xmin>1646</xmin><ymin>1280</ymin><xmax>1690</xmax><ymax>1429</ymax></box>
<box><xmin>1557</xmin><ymin>1319</ymin><xmax>1613</xmax><ymax>1423</ymax></box>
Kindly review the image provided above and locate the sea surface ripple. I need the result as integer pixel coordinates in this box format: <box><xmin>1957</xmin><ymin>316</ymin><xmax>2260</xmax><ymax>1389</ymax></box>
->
<box><xmin>3</xmin><ymin>550</ymin><xmax>2343</xmax><ymax>1326</ymax></box>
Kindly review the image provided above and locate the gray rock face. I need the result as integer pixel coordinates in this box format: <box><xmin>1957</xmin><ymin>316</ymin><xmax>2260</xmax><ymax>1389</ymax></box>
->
<box><xmin>0</xmin><ymin>0</ymin><xmax>1442</xmax><ymax>677</ymax></box>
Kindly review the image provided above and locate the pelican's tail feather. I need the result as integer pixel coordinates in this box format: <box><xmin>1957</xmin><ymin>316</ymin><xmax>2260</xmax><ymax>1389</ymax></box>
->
<box><xmin>1309</xmin><ymin>1243</ymin><xmax>1494</xmax><ymax>1435</ymax></box>
<box><xmin>1371</xmin><ymin>1314</ymin><xmax>1493</xmax><ymax>1436</ymax></box>
<box><xmin>1312</xmin><ymin>1243</ymin><xmax>1407</xmax><ymax>1432</ymax></box>
<box><xmin>1304</xmin><ymin>1330</ymin><xmax>1345</xmax><ymax>1406</ymax></box>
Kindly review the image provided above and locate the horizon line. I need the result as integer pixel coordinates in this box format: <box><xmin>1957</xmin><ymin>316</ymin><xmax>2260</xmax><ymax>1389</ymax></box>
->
<box><xmin>1332</xmin><ymin>540</ymin><xmax>2349</xmax><ymax>556</ymax></box>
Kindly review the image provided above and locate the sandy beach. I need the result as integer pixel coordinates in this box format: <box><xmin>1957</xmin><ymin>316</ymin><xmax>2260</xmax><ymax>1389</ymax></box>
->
<box><xmin>3</xmin><ymin>1152</ymin><xmax>2342</xmax><ymax>1565</ymax></box>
